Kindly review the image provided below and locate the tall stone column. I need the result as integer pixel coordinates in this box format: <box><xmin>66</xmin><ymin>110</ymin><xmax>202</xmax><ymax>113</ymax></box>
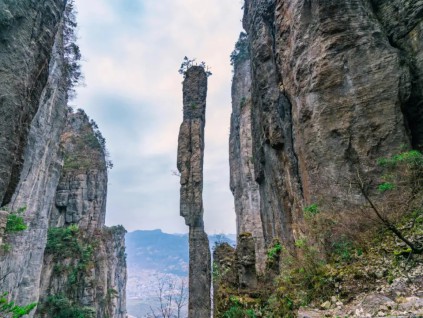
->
<box><xmin>177</xmin><ymin>66</ymin><xmax>211</xmax><ymax>318</ymax></box>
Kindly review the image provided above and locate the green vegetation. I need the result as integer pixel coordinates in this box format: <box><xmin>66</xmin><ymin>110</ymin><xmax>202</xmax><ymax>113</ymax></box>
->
<box><xmin>39</xmin><ymin>294</ymin><xmax>95</xmax><ymax>318</ymax></box>
<box><xmin>0</xmin><ymin>293</ymin><xmax>36</xmax><ymax>318</ymax></box>
<box><xmin>230</xmin><ymin>32</ymin><xmax>249</xmax><ymax>66</ymax></box>
<box><xmin>5</xmin><ymin>209</ymin><xmax>27</xmax><ymax>233</ymax></box>
<box><xmin>63</xmin><ymin>109</ymin><xmax>113</xmax><ymax>170</ymax></box>
<box><xmin>214</xmin><ymin>150</ymin><xmax>423</xmax><ymax>317</ymax></box>
<box><xmin>63</xmin><ymin>0</ymin><xmax>83</xmax><ymax>99</ymax></box>
<box><xmin>303</xmin><ymin>203</ymin><xmax>319</xmax><ymax>219</ymax></box>
<box><xmin>41</xmin><ymin>225</ymin><xmax>98</xmax><ymax>316</ymax></box>
<box><xmin>378</xmin><ymin>182</ymin><xmax>395</xmax><ymax>192</ymax></box>
<box><xmin>46</xmin><ymin>224</ymin><xmax>95</xmax><ymax>292</ymax></box>
<box><xmin>267</xmin><ymin>242</ymin><xmax>282</xmax><ymax>261</ymax></box>
<box><xmin>45</xmin><ymin>224</ymin><xmax>80</xmax><ymax>256</ymax></box>
<box><xmin>377</xmin><ymin>150</ymin><xmax>423</xmax><ymax>167</ymax></box>
<box><xmin>178</xmin><ymin>56</ymin><xmax>212</xmax><ymax>78</ymax></box>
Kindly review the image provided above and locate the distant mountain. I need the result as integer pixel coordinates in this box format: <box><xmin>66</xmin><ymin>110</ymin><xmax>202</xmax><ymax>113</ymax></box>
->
<box><xmin>126</xmin><ymin>229</ymin><xmax>236</xmax><ymax>276</ymax></box>
<box><xmin>125</xmin><ymin>230</ymin><xmax>236</xmax><ymax>318</ymax></box>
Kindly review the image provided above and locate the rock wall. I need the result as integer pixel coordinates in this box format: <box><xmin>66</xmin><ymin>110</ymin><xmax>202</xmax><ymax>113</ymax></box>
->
<box><xmin>0</xmin><ymin>0</ymin><xmax>66</xmax><ymax>206</ymax></box>
<box><xmin>371</xmin><ymin>1</ymin><xmax>423</xmax><ymax>150</ymax></box>
<box><xmin>177</xmin><ymin>66</ymin><xmax>211</xmax><ymax>318</ymax></box>
<box><xmin>229</xmin><ymin>36</ymin><xmax>266</xmax><ymax>273</ymax></box>
<box><xmin>0</xmin><ymin>19</ymin><xmax>67</xmax><ymax>307</ymax></box>
<box><xmin>0</xmin><ymin>3</ymin><xmax>127</xmax><ymax>317</ymax></box>
<box><xmin>234</xmin><ymin>0</ymin><xmax>422</xmax><ymax>251</ymax></box>
<box><xmin>36</xmin><ymin>111</ymin><xmax>127</xmax><ymax>318</ymax></box>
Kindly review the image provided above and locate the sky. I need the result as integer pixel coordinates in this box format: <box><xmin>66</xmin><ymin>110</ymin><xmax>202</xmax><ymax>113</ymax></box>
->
<box><xmin>73</xmin><ymin>0</ymin><xmax>244</xmax><ymax>234</ymax></box>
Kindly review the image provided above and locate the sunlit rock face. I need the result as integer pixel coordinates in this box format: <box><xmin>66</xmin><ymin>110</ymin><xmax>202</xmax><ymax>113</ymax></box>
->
<box><xmin>237</xmin><ymin>0</ymin><xmax>420</xmax><ymax>250</ymax></box>
<box><xmin>177</xmin><ymin>66</ymin><xmax>211</xmax><ymax>318</ymax></box>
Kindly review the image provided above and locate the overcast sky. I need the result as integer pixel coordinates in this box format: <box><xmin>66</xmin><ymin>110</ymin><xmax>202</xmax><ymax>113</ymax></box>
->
<box><xmin>73</xmin><ymin>0</ymin><xmax>244</xmax><ymax>234</ymax></box>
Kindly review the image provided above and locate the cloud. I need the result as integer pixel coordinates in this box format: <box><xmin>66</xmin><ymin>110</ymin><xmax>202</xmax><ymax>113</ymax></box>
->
<box><xmin>74</xmin><ymin>0</ymin><xmax>244</xmax><ymax>234</ymax></box>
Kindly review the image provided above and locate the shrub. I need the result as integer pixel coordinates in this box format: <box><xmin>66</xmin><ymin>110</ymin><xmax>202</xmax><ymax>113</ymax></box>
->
<box><xmin>267</xmin><ymin>241</ymin><xmax>282</xmax><ymax>261</ymax></box>
<box><xmin>303</xmin><ymin>203</ymin><xmax>319</xmax><ymax>219</ymax></box>
<box><xmin>273</xmin><ymin>244</ymin><xmax>334</xmax><ymax>314</ymax></box>
<box><xmin>178</xmin><ymin>56</ymin><xmax>212</xmax><ymax>78</ymax></box>
<box><xmin>0</xmin><ymin>293</ymin><xmax>37</xmax><ymax>318</ymax></box>
<box><xmin>230</xmin><ymin>32</ymin><xmax>249</xmax><ymax>66</ymax></box>
<box><xmin>45</xmin><ymin>224</ymin><xmax>80</xmax><ymax>257</ymax></box>
<box><xmin>378</xmin><ymin>182</ymin><xmax>395</xmax><ymax>192</ymax></box>
<box><xmin>40</xmin><ymin>294</ymin><xmax>95</xmax><ymax>318</ymax></box>
<box><xmin>5</xmin><ymin>207</ymin><xmax>27</xmax><ymax>233</ymax></box>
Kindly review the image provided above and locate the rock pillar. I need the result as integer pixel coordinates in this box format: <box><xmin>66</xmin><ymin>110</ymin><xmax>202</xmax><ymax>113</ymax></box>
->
<box><xmin>177</xmin><ymin>66</ymin><xmax>211</xmax><ymax>318</ymax></box>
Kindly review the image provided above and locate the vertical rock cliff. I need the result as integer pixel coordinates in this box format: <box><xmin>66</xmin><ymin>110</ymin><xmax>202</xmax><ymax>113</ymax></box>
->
<box><xmin>0</xmin><ymin>9</ymin><xmax>67</xmax><ymax>306</ymax></box>
<box><xmin>36</xmin><ymin>111</ymin><xmax>127</xmax><ymax>318</ymax></box>
<box><xmin>0</xmin><ymin>2</ymin><xmax>127</xmax><ymax>317</ymax></box>
<box><xmin>223</xmin><ymin>0</ymin><xmax>423</xmax><ymax>316</ymax></box>
<box><xmin>236</xmin><ymin>0</ymin><xmax>421</xmax><ymax>250</ymax></box>
<box><xmin>229</xmin><ymin>33</ymin><xmax>266</xmax><ymax>273</ymax></box>
<box><xmin>177</xmin><ymin>66</ymin><xmax>211</xmax><ymax>318</ymax></box>
<box><xmin>0</xmin><ymin>0</ymin><xmax>66</xmax><ymax>206</ymax></box>
<box><xmin>371</xmin><ymin>1</ymin><xmax>423</xmax><ymax>151</ymax></box>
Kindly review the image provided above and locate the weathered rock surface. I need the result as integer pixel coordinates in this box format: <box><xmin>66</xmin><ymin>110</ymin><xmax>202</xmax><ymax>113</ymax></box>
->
<box><xmin>36</xmin><ymin>111</ymin><xmax>127</xmax><ymax>318</ymax></box>
<box><xmin>236</xmin><ymin>233</ymin><xmax>257</xmax><ymax>290</ymax></box>
<box><xmin>0</xmin><ymin>0</ymin><xmax>66</xmax><ymax>206</ymax></box>
<box><xmin>0</xmin><ymin>23</ymin><xmax>67</xmax><ymax>308</ymax></box>
<box><xmin>229</xmin><ymin>37</ymin><xmax>266</xmax><ymax>273</ymax></box>
<box><xmin>371</xmin><ymin>0</ymin><xmax>423</xmax><ymax>150</ymax></box>
<box><xmin>238</xmin><ymin>0</ymin><xmax>421</xmax><ymax>251</ymax></box>
<box><xmin>177</xmin><ymin>66</ymin><xmax>211</xmax><ymax>318</ymax></box>
<box><xmin>0</xmin><ymin>3</ymin><xmax>127</xmax><ymax>316</ymax></box>
<box><xmin>49</xmin><ymin>110</ymin><xmax>107</xmax><ymax>233</ymax></box>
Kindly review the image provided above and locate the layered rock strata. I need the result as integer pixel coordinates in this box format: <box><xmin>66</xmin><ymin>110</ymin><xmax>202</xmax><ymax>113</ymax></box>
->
<box><xmin>236</xmin><ymin>0</ymin><xmax>421</xmax><ymax>251</ymax></box>
<box><xmin>177</xmin><ymin>66</ymin><xmax>211</xmax><ymax>318</ymax></box>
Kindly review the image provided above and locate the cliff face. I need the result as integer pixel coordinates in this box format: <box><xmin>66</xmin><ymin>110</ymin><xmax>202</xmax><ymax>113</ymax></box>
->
<box><xmin>224</xmin><ymin>0</ymin><xmax>423</xmax><ymax>316</ymax></box>
<box><xmin>234</xmin><ymin>0</ymin><xmax>421</xmax><ymax>250</ymax></box>
<box><xmin>36</xmin><ymin>111</ymin><xmax>127</xmax><ymax>318</ymax></box>
<box><xmin>0</xmin><ymin>3</ymin><xmax>127</xmax><ymax>317</ymax></box>
<box><xmin>229</xmin><ymin>47</ymin><xmax>265</xmax><ymax>272</ymax></box>
<box><xmin>0</xmin><ymin>0</ymin><xmax>66</xmax><ymax>206</ymax></box>
<box><xmin>0</xmin><ymin>15</ymin><xmax>67</xmax><ymax>306</ymax></box>
<box><xmin>371</xmin><ymin>1</ymin><xmax>423</xmax><ymax>150</ymax></box>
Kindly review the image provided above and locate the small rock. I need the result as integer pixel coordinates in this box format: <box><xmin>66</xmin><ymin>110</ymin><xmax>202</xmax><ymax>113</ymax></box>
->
<box><xmin>331</xmin><ymin>296</ymin><xmax>337</xmax><ymax>303</ymax></box>
<box><xmin>336</xmin><ymin>301</ymin><xmax>343</xmax><ymax>307</ymax></box>
<box><xmin>379</xmin><ymin>304</ymin><xmax>388</xmax><ymax>311</ymax></box>
<box><xmin>377</xmin><ymin>311</ymin><xmax>385</xmax><ymax>316</ymax></box>
<box><xmin>320</xmin><ymin>301</ymin><xmax>331</xmax><ymax>310</ymax></box>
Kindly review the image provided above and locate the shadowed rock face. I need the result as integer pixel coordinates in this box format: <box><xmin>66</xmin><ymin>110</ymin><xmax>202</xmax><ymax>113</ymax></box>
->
<box><xmin>0</xmin><ymin>22</ymin><xmax>68</xmax><ymax>308</ymax></box>
<box><xmin>236</xmin><ymin>0</ymin><xmax>421</xmax><ymax>251</ymax></box>
<box><xmin>177</xmin><ymin>66</ymin><xmax>211</xmax><ymax>318</ymax></box>
<box><xmin>0</xmin><ymin>0</ymin><xmax>66</xmax><ymax>206</ymax></box>
<box><xmin>371</xmin><ymin>0</ymin><xmax>423</xmax><ymax>150</ymax></box>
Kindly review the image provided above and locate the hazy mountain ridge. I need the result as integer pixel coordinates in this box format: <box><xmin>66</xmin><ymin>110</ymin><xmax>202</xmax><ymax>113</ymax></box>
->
<box><xmin>126</xmin><ymin>230</ymin><xmax>235</xmax><ymax>317</ymax></box>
